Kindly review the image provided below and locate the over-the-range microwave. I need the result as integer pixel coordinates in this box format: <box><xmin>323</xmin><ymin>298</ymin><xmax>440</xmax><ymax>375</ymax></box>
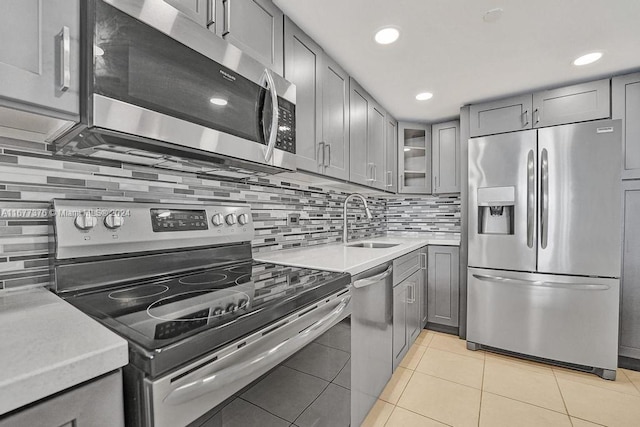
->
<box><xmin>56</xmin><ymin>0</ymin><xmax>296</xmax><ymax>172</ymax></box>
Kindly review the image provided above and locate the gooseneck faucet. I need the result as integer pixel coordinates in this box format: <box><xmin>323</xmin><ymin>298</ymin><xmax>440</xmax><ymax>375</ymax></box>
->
<box><xmin>343</xmin><ymin>193</ymin><xmax>373</xmax><ymax>243</ymax></box>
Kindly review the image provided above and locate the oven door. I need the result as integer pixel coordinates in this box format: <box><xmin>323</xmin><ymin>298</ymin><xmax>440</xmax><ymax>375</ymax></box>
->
<box><xmin>67</xmin><ymin>0</ymin><xmax>296</xmax><ymax>170</ymax></box>
<box><xmin>141</xmin><ymin>290</ymin><xmax>350</xmax><ymax>427</ymax></box>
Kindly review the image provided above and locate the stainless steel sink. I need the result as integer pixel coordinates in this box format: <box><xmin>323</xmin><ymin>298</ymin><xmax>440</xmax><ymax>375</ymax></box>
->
<box><xmin>347</xmin><ymin>242</ymin><xmax>399</xmax><ymax>249</ymax></box>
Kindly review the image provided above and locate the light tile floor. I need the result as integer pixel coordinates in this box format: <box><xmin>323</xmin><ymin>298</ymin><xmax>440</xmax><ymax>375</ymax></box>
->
<box><xmin>362</xmin><ymin>330</ymin><xmax>640</xmax><ymax>427</ymax></box>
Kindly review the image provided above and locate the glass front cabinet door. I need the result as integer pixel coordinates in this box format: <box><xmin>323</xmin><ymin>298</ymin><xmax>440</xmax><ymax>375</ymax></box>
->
<box><xmin>398</xmin><ymin>122</ymin><xmax>432</xmax><ymax>194</ymax></box>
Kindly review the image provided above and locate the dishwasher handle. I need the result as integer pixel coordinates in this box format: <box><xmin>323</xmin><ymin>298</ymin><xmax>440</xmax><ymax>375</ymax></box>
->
<box><xmin>353</xmin><ymin>265</ymin><xmax>393</xmax><ymax>289</ymax></box>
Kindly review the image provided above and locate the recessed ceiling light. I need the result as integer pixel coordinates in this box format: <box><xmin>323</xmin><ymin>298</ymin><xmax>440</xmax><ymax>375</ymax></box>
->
<box><xmin>375</xmin><ymin>27</ymin><xmax>400</xmax><ymax>45</ymax></box>
<box><xmin>209</xmin><ymin>97</ymin><xmax>228</xmax><ymax>106</ymax></box>
<box><xmin>416</xmin><ymin>92</ymin><xmax>433</xmax><ymax>101</ymax></box>
<box><xmin>573</xmin><ymin>52</ymin><xmax>603</xmax><ymax>66</ymax></box>
<box><xmin>94</xmin><ymin>45</ymin><xmax>104</xmax><ymax>56</ymax></box>
<box><xmin>483</xmin><ymin>8</ymin><xmax>504</xmax><ymax>23</ymax></box>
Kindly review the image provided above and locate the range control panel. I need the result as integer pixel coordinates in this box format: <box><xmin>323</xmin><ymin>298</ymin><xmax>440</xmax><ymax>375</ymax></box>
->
<box><xmin>53</xmin><ymin>200</ymin><xmax>254</xmax><ymax>260</ymax></box>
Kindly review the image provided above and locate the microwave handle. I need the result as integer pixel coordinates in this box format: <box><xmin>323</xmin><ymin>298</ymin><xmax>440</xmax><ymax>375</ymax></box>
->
<box><xmin>262</xmin><ymin>68</ymin><xmax>279</xmax><ymax>163</ymax></box>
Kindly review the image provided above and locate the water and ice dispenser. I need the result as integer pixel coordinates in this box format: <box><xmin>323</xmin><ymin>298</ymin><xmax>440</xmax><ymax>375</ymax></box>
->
<box><xmin>477</xmin><ymin>186</ymin><xmax>515</xmax><ymax>235</ymax></box>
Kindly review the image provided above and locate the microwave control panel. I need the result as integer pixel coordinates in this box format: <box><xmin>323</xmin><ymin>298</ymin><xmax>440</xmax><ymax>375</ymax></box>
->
<box><xmin>275</xmin><ymin>97</ymin><xmax>296</xmax><ymax>154</ymax></box>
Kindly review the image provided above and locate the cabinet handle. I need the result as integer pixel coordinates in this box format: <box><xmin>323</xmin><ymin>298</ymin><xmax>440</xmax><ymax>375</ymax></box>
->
<box><xmin>222</xmin><ymin>0</ymin><xmax>230</xmax><ymax>36</ymax></box>
<box><xmin>420</xmin><ymin>253</ymin><xmax>427</xmax><ymax>270</ymax></box>
<box><xmin>407</xmin><ymin>283</ymin><xmax>415</xmax><ymax>304</ymax></box>
<box><xmin>59</xmin><ymin>26</ymin><xmax>70</xmax><ymax>92</ymax></box>
<box><xmin>366</xmin><ymin>163</ymin><xmax>375</xmax><ymax>181</ymax></box>
<box><xmin>206</xmin><ymin>0</ymin><xmax>215</xmax><ymax>27</ymax></box>
<box><xmin>522</xmin><ymin>109</ymin><xmax>529</xmax><ymax>127</ymax></box>
<box><xmin>374</xmin><ymin>164</ymin><xmax>377</xmax><ymax>182</ymax></box>
<box><xmin>386</xmin><ymin>170</ymin><xmax>392</xmax><ymax>187</ymax></box>
<box><xmin>325</xmin><ymin>143</ymin><xmax>331</xmax><ymax>167</ymax></box>
<box><xmin>318</xmin><ymin>142</ymin><xmax>325</xmax><ymax>170</ymax></box>
<box><xmin>400</xmin><ymin>173</ymin><xmax>403</xmax><ymax>190</ymax></box>
<box><xmin>434</xmin><ymin>175</ymin><xmax>438</xmax><ymax>191</ymax></box>
<box><xmin>534</xmin><ymin>108</ymin><xmax>540</xmax><ymax>125</ymax></box>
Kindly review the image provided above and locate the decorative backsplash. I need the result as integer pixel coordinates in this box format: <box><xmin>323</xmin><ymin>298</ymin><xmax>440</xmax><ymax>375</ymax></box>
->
<box><xmin>0</xmin><ymin>136</ymin><xmax>459</xmax><ymax>290</ymax></box>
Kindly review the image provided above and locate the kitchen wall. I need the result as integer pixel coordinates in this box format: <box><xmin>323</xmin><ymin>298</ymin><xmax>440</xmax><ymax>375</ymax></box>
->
<box><xmin>0</xmin><ymin>137</ymin><xmax>459</xmax><ymax>290</ymax></box>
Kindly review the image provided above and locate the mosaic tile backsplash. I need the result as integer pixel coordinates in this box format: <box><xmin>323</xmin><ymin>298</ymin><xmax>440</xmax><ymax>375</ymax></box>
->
<box><xmin>0</xmin><ymin>136</ymin><xmax>459</xmax><ymax>290</ymax></box>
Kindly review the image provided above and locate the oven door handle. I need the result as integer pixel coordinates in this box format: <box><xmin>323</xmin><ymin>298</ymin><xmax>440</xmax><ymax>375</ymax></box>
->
<box><xmin>163</xmin><ymin>294</ymin><xmax>351</xmax><ymax>405</ymax></box>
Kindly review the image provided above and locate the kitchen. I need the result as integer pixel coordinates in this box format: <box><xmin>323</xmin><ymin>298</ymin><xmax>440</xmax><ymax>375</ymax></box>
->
<box><xmin>0</xmin><ymin>0</ymin><xmax>639</xmax><ymax>426</ymax></box>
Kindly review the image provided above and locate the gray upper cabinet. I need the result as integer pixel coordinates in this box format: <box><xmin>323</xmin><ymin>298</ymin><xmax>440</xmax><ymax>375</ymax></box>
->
<box><xmin>349</xmin><ymin>78</ymin><xmax>386</xmax><ymax>190</ymax></box>
<box><xmin>385</xmin><ymin>114</ymin><xmax>398</xmax><ymax>193</ymax></box>
<box><xmin>427</xmin><ymin>246</ymin><xmax>460</xmax><ymax>328</ymax></box>
<box><xmin>398</xmin><ymin>122</ymin><xmax>432</xmax><ymax>194</ymax></box>
<box><xmin>214</xmin><ymin>0</ymin><xmax>284</xmax><ymax>75</ymax></box>
<box><xmin>532</xmin><ymin>79</ymin><xmax>610</xmax><ymax>128</ymax></box>
<box><xmin>470</xmin><ymin>79</ymin><xmax>611</xmax><ymax>137</ymax></box>
<box><xmin>613</xmin><ymin>72</ymin><xmax>640</xmax><ymax>180</ymax></box>
<box><xmin>432</xmin><ymin>120</ymin><xmax>460</xmax><ymax>194</ymax></box>
<box><xmin>0</xmin><ymin>0</ymin><xmax>79</xmax><ymax>132</ymax></box>
<box><xmin>284</xmin><ymin>18</ymin><xmax>349</xmax><ymax>180</ymax></box>
<box><xmin>469</xmin><ymin>94</ymin><xmax>532</xmax><ymax>137</ymax></box>
<box><xmin>620</xmin><ymin>180</ymin><xmax>640</xmax><ymax>361</ymax></box>
<box><xmin>164</xmin><ymin>0</ymin><xmax>210</xmax><ymax>27</ymax></box>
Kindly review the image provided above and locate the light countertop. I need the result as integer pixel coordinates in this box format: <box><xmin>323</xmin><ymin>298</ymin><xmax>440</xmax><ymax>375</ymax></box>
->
<box><xmin>0</xmin><ymin>287</ymin><xmax>129</xmax><ymax>416</ymax></box>
<box><xmin>255</xmin><ymin>233</ymin><xmax>459</xmax><ymax>275</ymax></box>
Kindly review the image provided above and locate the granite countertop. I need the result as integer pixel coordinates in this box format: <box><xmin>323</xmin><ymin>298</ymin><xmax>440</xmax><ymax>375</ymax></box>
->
<box><xmin>255</xmin><ymin>233</ymin><xmax>460</xmax><ymax>275</ymax></box>
<box><xmin>0</xmin><ymin>287</ymin><xmax>129</xmax><ymax>416</ymax></box>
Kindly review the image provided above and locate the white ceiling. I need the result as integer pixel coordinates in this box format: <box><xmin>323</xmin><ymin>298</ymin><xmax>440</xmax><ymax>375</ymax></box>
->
<box><xmin>274</xmin><ymin>0</ymin><xmax>640</xmax><ymax>123</ymax></box>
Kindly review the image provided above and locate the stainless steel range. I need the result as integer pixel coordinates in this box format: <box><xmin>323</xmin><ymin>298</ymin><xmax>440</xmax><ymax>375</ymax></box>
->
<box><xmin>51</xmin><ymin>199</ymin><xmax>351</xmax><ymax>427</ymax></box>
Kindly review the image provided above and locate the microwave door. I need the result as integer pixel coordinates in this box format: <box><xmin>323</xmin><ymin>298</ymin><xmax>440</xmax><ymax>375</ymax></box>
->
<box><xmin>468</xmin><ymin>130</ymin><xmax>537</xmax><ymax>272</ymax></box>
<box><xmin>537</xmin><ymin>120</ymin><xmax>622</xmax><ymax>277</ymax></box>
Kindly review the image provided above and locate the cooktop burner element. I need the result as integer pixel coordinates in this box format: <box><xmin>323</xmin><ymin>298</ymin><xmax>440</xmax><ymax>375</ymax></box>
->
<box><xmin>108</xmin><ymin>284</ymin><xmax>169</xmax><ymax>301</ymax></box>
<box><xmin>178</xmin><ymin>272</ymin><xmax>228</xmax><ymax>285</ymax></box>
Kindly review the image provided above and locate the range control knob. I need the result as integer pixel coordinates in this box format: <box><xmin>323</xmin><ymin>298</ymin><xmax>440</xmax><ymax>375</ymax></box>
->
<box><xmin>225</xmin><ymin>303</ymin><xmax>237</xmax><ymax>313</ymax></box>
<box><xmin>212</xmin><ymin>307</ymin><xmax>224</xmax><ymax>316</ymax></box>
<box><xmin>238</xmin><ymin>213</ymin><xmax>249</xmax><ymax>225</ymax></box>
<box><xmin>211</xmin><ymin>213</ymin><xmax>224</xmax><ymax>227</ymax></box>
<box><xmin>74</xmin><ymin>212</ymin><xmax>97</xmax><ymax>230</ymax></box>
<box><xmin>225</xmin><ymin>213</ymin><xmax>237</xmax><ymax>225</ymax></box>
<box><xmin>104</xmin><ymin>212</ymin><xmax>124</xmax><ymax>229</ymax></box>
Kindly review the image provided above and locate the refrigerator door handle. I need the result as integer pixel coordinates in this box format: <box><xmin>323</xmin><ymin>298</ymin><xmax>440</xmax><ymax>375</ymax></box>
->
<box><xmin>471</xmin><ymin>274</ymin><xmax>611</xmax><ymax>291</ymax></box>
<box><xmin>540</xmin><ymin>148</ymin><xmax>549</xmax><ymax>249</ymax></box>
<box><xmin>527</xmin><ymin>150</ymin><xmax>535</xmax><ymax>248</ymax></box>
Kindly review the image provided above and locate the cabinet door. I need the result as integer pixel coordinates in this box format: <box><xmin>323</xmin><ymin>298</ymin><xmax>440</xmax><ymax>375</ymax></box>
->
<box><xmin>406</xmin><ymin>270</ymin><xmax>422</xmax><ymax>344</ymax></box>
<box><xmin>216</xmin><ymin>0</ymin><xmax>283</xmax><ymax>75</ymax></box>
<box><xmin>369</xmin><ymin>102</ymin><xmax>387</xmax><ymax>190</ymax></box>
<box><xmin>432</xmin><ymin>120</ymin><xmax>460</xmax><ymax>194</ymax></box>
<box><xmin>427</xmin><ymin>246</ymin><xmax>460</xmax><ymax>328</ymax></box>
<box><xmin>469</xmin><ymin>94</ymin><xmax>532</xmax><ymax>137</ymax></box>
<box><xmin>0</xmin><ymin>371</ymin><xmax>124</xmax><ymax>427</ymax></box>
<box><xmin>164</xmin><ymin>0</ymin><xmax>210</xmax><ymax>27</ymax></box>
<box><xmin>613</xmin><ymin>73</ymin><xmax>640</xmax><ymax>180</ymax></box>
<box><xmin>533</xmin><ymin>79</ymin><xmax>610</xmax><ymax>128</ymax></box>
<box><xmin>398</xmin><ymin>122</ymin><xmax>431</xmax><ymax>194</ymax></box>
<box><xmin>621</xmin><ymin>181</ymin><xmax>640</xmax><ymax>359</ymax></box>
<box><xmin>284</xmin><ymin>18</ymin><xmax>322</xmax><ymax>174</ymax></box>
<box><xmin>322</xmin><ymin>55</ymin><xmax>350</xmax><ymax>180</ymax></box>
<box><xmin>392</xmin><ymin>282</ymin><xmax>409</xmax><ymax>370</ymax></box>
<box><xmin>0</xmin><ymin>0</ymin><xmax>79</xmax><ymax>119</ymax></box>
<box><xmin>385</xmin><ymin>114</ymin><xmax>398</xmax><ymax>193</ymax></box>
<box><xmin>349</xmin><ymin>79</ymin><xmax>371</xmax><ymax>187</ymax></box>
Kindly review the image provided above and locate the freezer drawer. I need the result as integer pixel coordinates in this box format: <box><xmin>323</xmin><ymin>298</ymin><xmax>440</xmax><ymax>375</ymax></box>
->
<box><xmin>467</xmin><ymin>268</ymin><xmax>619</xmax><ymax>372</ymax></box>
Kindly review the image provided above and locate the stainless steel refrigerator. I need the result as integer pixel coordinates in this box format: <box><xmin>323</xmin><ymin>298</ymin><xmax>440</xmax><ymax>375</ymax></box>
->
<box><xmin>467</xmin><ymin>119</ymin><xmax>622</xmax><ymax>379</ymax></box>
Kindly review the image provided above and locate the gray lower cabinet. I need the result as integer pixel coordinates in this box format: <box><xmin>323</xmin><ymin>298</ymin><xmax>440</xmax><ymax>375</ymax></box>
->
<box><xmin>284</xmin><ymin>19</ymin><xmax>349</xmax><ymax>180</ymax></box>
<box><xmin>0</xmin><ymin>0</ymin><xmax>79</xmax><ymax>123</ymax></box>
<box><xmin>420</xmin><ymin>248</ymin><xmax>428</xmax><ymax>328</ymax></box>
<box><xmin>0</xmin><ymin>371</ymin><xmax>124</xmax><ymax>427</ymax></box>
<box><xmin>427</xmin><ymin>246</ymin><xmax>460</xmax><ymax>328</ymax></box>
<box><xmin>470</xmin><ymin>79</ymin><xmax>611</xmax><ymax>137</ymax></box>
<box><xmin>613</xmin><ymin>72</ymin><xmax>640</xmax><ymax>180</ymax></box>
<box><xmin>214</xmin><ymin>0</ymin><xmax>283</xmax><ymax>75</ymax></box>
<box><xmin>432</xmin><ymin>120</ymin><xmax>460</xmax><ymax>194</ymax></box>
<box><xmin>349</xmin><ymin>78</ymin><xmax>386</xmax><ymax>190</ymax></box>
<box><xmin>620</xmin><ymin>181</ymin><xmax>640</xmax><ymax>360</ymax></box>
<box><xmin>392</xmin><ymin>249</ymin><xmax>425</xmax><ymax>369</ymax></box>
<box><xmin>163</xmin><ymin>0</ymin><xmax>211</xmax><ymax>27</ymax></box>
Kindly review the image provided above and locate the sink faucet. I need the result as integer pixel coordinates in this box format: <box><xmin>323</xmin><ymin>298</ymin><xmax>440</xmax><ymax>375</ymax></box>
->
<box><xmin>343</xmin><ymin>193</ymin><xmax>373</xmax><ymax>243</ymax></box>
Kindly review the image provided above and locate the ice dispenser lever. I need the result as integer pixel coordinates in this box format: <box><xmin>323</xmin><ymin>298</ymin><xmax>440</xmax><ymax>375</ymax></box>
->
<box><xmin>477</xmin><ymin>186</ymin><xmax>516</xmax><ymax>235</ymax></box>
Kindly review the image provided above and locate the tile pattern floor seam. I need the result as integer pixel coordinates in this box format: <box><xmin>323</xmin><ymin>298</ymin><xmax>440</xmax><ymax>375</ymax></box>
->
<box><xmin>363</xmin><ymin>328</ymin><xmax>640</xmax><ymax>427</ymax></box>
<box><xmin>237</xmin><ymin>397</ymin><xmax>295</xmax><ymax>425</ymax></box>
<box><xmin>291</xmin><ymin>380</ymin><xmax>332</xmax><ymax>426</ymax></box>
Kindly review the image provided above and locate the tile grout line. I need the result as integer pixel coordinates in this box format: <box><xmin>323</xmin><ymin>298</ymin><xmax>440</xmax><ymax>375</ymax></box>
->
<box><xmin>237</xmin><ymin>397</ymin><xmax>296</xmax><ymax>425</ymax></box>
<box><xmin>552</xmin><ymin>367</ymin><xmax>574</xmax><ymax>425</ymax></box>
<box><xmin>478</xmin><ymin>351</ymin><xmax>486</xmax><ymax>427</ymax></box>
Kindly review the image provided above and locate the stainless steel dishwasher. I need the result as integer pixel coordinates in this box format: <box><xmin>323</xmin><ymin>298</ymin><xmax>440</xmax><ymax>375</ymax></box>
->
<box><xmin>350</xmin><ymin>262</ymin><xmax>394</xmax><ymax>427</ymax></box>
